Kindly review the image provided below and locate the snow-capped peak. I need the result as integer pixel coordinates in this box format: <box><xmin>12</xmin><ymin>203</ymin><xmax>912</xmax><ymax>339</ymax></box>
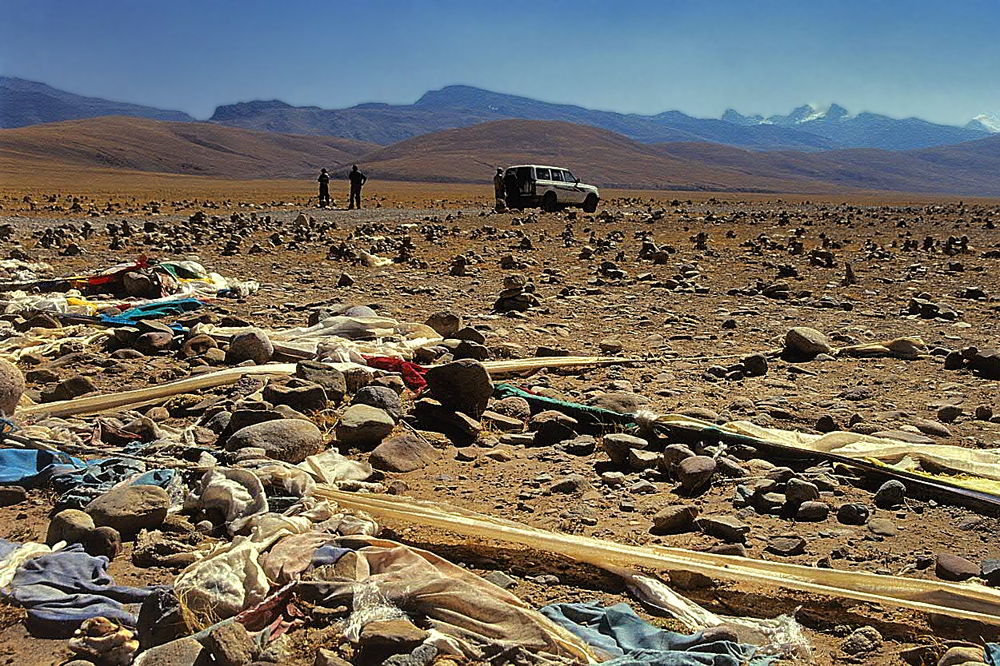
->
<box><xmin>968</xmin><ymin>112</ymin><xmax>1000</xmax><ymax>133</ymax></box>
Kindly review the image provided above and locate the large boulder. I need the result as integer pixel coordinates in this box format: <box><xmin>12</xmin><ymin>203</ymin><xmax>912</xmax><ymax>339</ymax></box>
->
<box><xmin>86</xmin><ymin>485</ymin><xmax>169</xmax><ymax>536</ymax></box>
<box><xmin>336</xmin><ymin>405</ymin><xmax>395</xmax><ymax>448</ymax></box>
<box><xmin>0</xmin><ymin>359</ymin><xmax>25</xmax><ymax>415</ymax></box>
<box><xmin>784</xmin><ymin>327</ymin><xmax>832</xmax><ymax>358</ymax></box>
<box><xmin>225</xmin><ymin>328</ymin><xmax>273</xmax><ymax>365</ymax></box>
<box><xmin>424</xmin><ymin>359</ymin><xmax>493</xmax><ymax>419</ymax></box>
<box><xmin>369</xmin><ymin>433</ymin><xmax>440</xmax><ymax>472</ymax></box>
<box><xmin>225</xmin><ymin>418</ymin><xmax>324</xmax><ymax>463</ymax></box>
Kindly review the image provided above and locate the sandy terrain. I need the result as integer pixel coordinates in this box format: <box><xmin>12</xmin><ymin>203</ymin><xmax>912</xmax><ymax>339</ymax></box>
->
<box><xmin>1</xmin><ymin>179</ymin><xmax>999</xmax><ymax>665</ymax></box>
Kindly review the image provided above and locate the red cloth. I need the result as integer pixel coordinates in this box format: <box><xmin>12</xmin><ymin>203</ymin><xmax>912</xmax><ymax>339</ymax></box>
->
<box><xmin>363</xmin><ymin>356</ymin><xmax>427</xmax><ymax>393</ymax></box>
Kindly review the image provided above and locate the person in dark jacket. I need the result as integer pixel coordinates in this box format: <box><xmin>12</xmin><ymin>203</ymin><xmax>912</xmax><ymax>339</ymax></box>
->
<box><xmin>348</xmin><ymin>165</ymin><xmax>367</xmax><ymax>209</ymax></box>
<box><xmin>317</xmin><ymin>168</ymin><xmax>331</xmax><ymax>207</ymax></box>
<box><xmin>493</xmin><ymin>168</ymin><xmax>505</xmax><ymax>205</ymax></box>
<box><xmin>503</xmin><ymin>169</ymin><xmax>520</xmax><ymax>209</ymax></box>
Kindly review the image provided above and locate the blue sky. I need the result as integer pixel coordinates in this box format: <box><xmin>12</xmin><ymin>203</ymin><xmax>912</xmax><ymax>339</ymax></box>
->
<box><xmin>2</xmin><ymin>0</ymin><xmax>998</xmax><ymax>124</ymax></box>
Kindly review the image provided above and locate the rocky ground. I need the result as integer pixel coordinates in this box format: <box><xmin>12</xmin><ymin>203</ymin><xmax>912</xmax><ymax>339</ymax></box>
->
<box><xmin>0</xmin><ymin>185</ymin><xmax>999</xmax><ymax>666</ymax></box>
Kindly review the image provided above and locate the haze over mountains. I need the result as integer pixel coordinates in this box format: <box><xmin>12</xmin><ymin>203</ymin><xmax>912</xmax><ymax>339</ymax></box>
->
<box><xmin>0</xmin><ymin>77</ymin><xmax>194</xmax><ymax>128</ymax></box>
<box><xmin>2</xmin><ymin>76</ymin><xmax>997</xmax><ymax>152</ymax></box>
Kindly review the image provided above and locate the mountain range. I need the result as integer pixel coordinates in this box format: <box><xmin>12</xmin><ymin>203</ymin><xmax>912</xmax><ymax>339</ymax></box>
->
<box><xmin>2</xmin><ymin>76</ymin><xmax>997</xmax><ymax>152</ymax></box>
<box><xmin>3</xmin><ymin>116</ymin><xmax>1000</xmax><ymax>197</ymax></box>
<box><xmin>0</xmin><ymin>77</ymin><xmax>194</xmax><ymax>128</ymax></box>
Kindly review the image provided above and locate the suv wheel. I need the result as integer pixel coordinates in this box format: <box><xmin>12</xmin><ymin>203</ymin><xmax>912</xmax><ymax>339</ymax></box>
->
<box><xmin>542</xmin><ymin>192</ymin><xmax>559</xmax><ymax>212</ymax></box>
<box><xmin>583</xmin><ymin>194</ymin><xmax>598</xmax><ymax>213</ymax></box>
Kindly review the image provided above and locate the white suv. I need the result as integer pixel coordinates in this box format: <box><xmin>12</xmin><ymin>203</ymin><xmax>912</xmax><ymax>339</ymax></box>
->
<box><xmin>505</xmin><ymin>165</ymin><xmax>600</xmax><ymax>213</ymax></box>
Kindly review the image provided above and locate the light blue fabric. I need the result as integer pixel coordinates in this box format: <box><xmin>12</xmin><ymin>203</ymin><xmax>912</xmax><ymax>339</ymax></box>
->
<box><xmin>541</xmin><ymin>601</ymin><xmax>759</xmax><ymax>666</ymax></box>
<box><xmin>0</xmin><ymin>449</ymin><xmax>83</xmax><ymax>487</ymax></box>
<box><xmin>986</xmin><ymin>644</ymin><xmax>1000</xmax><ymax>665</ymax></box>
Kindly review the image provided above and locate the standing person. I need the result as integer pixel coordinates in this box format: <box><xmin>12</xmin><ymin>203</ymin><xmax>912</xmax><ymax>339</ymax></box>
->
<box><xmin>348</xmin><ymin>165</ymin><xmax>367</xmax><ymax>210</ymax></box>
<box><xmin>503</xmin><ymin>168</ymin><xmax>520</xmax><ymax>209</ymax></box>
<box><xmin>317</xmin><ymin>168</ymin><xmax>331</xmax><ymax>207</ymax></box>
<box><xmin>493</xmin><ymin>168</ymin><xmax>505</xmax><ymax>207</ymax></box>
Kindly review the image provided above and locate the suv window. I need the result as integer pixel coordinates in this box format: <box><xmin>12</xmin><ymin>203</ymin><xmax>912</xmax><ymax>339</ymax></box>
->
<box><xmin>550</xmin><ymin>170</ymin><xmax>564</xmax><ymax>182</ymax></box>
<box><xmin>536</xmin><ymin>167</ymin><xmax>550</xmax><ymax>180</ymax></box>
<box><xmin>563</xmin><ymin>170</ymin><xmax>576</xmax><ymax>183</ymax></box>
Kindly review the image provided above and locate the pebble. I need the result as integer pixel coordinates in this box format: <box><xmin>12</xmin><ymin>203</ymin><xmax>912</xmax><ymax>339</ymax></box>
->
<box><xmin>424</xmin><ymin>359</ymin><xmax>493</xmax><ymax>419</ymax></box>
<box><xmin>353</xmin><ymin>385</ymin><xmax>403</xmax><ymax>422</ymax></box>
<box><xmin>836</xmin><ymin>503</ymin><xmax>870</xmax><ymax>525</ymax></box>
<box><xmin>784</xmin><ymin>327</ymin><xmax>831</xmax><ymax>358</ymax></box>
<box><xmin>47</xmin><ymin>509</ymin><xmax>95</xmax><ymax>545</ymax></box>
<box><xmin>795</xmin><ymin>501</ymin><xmax>830</xmax><ymax>522</ymax></box>
<box><xmin>874</xmin><ymin>480</ymin><xmax>906</xmax><ymax>509</ymax></box>
<box><xmin>935</xmin><ymin>552</ymin><xmax>979</xmax><ymax>581</ymax></box>
<box><xmin>696</xmin><ymin>515</ymin><xmax>750</xmax><ymax>543</ymax></box>
<box><xmin>784</xmin><ymin>478</ymin><xmax>820</xmax><ymax>505</ymax></box>
<box><xmin>0</xmin><ymin>359</ymin><xmax>25</xmax><ymax>415</ymax></box>
<box><xmin>225</xmin><ymin>328</ymin><xmax>273</xmax><ymax>365</ymax></box>
<box><xmin>867</xmin><ymin>518</ymin><xmax>897</xmax><ymax>536</ymax></box>
<box><xmin>550</xmin><ymin>474</ymin><xmax>590</xmax><ymax>494</ymax></box>
<box><xmin>651</xmin><ymin>504</ymin><xmax>699</xmax><ymax>534</ymax></box>
<box><xmin>937</xmin><ymin>404</ymin><xmax>963</xmax><ymax>423</ymax></box>
<box><xmin>369</xmin><ymin>433</ymin><xmax>440</xmax><ymax>472</ymax></box>
<box><xmin>482</xmin><ymin>571</ymin><xmax>517</xmax><ymax>589</ymax></box>
<box><xmin>841</xmin><ymin>626</ymin><xmax>882</xmax><ymax>655</ymax></box>
<box><xmin>766</xmin><ymin>534</ymin><xmax>806</xmax><ymax>556</ymax></box>
<box><xmin>676</xmin><ymin>456</ymin><xmax>717</xmax><ymax>494</ymax></box>
<box><xmin>601</xmin><ymin>433</ymin><xmax>648</xmax><ymax>466</ymax></box>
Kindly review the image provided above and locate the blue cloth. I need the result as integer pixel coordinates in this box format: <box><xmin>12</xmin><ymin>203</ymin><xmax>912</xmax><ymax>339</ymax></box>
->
<box><xmin>0</xmin><ymin>449</ymin><xmax>83</xmax><ymax>487</ymax></box>
<box><xmin>99</xmin><ymin>298</ymin><xmax>202</xmax><ymax>328</ymax></box>
<box><xmin>986</xmin><ymin>644</ymin><xmax>1000</xmax><ymax>665</ymax></box>
<box><xmin>131</xmin><ymin>468</ymin><xmax>176</xmax><ymax>488</ymax></box>
<box><xmin>311</xmin><ymin>545</ymin><xmax>352</xmax><ymax>568</ymax></box>
<box><xmin>50</xmin><ymin>457</ymin><xmax>145</xmax><ymax>510</ymax></box>
<box><xmin>0</xmin><ymin>538</ymin><xmax>20</xmax><ymax>561</ymax></box>
<box><xmin>540</xmin><ymin>602</ymin><xmax>758</xmax><ymax>666</ymax></box>
<box><xmin>9</xmin><ymin>543</ymin><xmax>163</xmax><ymax>637</ymax></box>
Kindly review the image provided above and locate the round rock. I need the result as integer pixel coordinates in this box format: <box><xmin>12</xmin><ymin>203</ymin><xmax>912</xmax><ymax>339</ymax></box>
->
<box><xmin>336</xmin><ymin>404</ymin><xmax>395</xmax><ymax>449</ymax></box>
<box><xmin>86</xmin><ymin>485</ymin><xmax>169</xmax><ymax>536</ymax></box>
<box><xmin>0</xmin><ymin>359</ymin><xmax>24</xmax><ymax>416</ymax></box>
<box><xmin>225</xmin><ymin>418</ymin><xmax>324</xmax><ymax>463</ymax></box>
<box><xmin>352</xmin><ymin>385</ymin><xmax>402</xmax><ymax>422</ymax></box>
<box><xmin>424</xmin><ymin>359</ymin><xmax>493</xmax><ymax>419</ymax></box>
<box><xmin>836</xmin><ymin>503</ymin><xmax>870</xmax><ymax>525</ymax></box>
<box><xmin>85</xmin><ymin>526</ymin><xmax>123</xmax><ymax>559</ymax></box>
<box><xmin>46</xmin><ymin>508</ymin><xmax>95</xmax><ymax>545</ymax></box>
<box><xmin>784</xmin><ymin>327</ymin><xmax>832</xmax><ymax>358</ymax></box>
<box><xmin>676</xmin><ymin>456</ymin><xmax>717</xmax><ymax>494</ymax></box>
<box><xmin>874</xmin><ymin>479</ymin><xmax>906</xmax><ymax>509</ymax></box>
<box><xmin>225</xmin><ymin>328</ymin><xmax>273</xmax><ymax>365</ymax></box>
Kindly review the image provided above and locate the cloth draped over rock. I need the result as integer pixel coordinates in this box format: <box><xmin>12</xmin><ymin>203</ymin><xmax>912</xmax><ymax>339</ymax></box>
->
<box><xmin>301</xmin><ymin>538</ymin><xmax>597</xmax><ymax>664</ymax></box>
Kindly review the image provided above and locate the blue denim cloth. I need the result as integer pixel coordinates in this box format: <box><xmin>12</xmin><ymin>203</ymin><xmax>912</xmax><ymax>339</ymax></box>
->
<box><xmin>10</xmin><ymin>544</ymin><xmax>164</xmax><ymax>637</ymax></box>
<box><xmin>50</xmin><ymin>457</ymin><xmax>146</xmax><ymax>510</ymax></box>
<box><xmin>541</xmin><ymin>601</ymin><xmax>761</xmax><ymax>666</ymax></box>
<box><xmin>986</xmin><ymin>644</ymin><xmax>1000</xmax><ymax>665</ymax></box>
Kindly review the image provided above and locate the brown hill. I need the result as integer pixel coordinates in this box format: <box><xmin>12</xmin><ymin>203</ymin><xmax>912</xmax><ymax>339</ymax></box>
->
<box><xmin>3</xmin><ymin>116</ymin><xmax>999</xmax><ymax>196</ymax></box>
<box><xmin>356</xmin><ymin>119</ymin><xmax>1000</xmax><ymax>196</ymax></box>
<box><xmin>351</xmin><ymin>120</ymin><xmax>839</xmax><ymax>193</ymax></box>
<box><xmin>0</xmin><ymin>116</ymin><xmax>375</xmax><ymax>179</ymax></box>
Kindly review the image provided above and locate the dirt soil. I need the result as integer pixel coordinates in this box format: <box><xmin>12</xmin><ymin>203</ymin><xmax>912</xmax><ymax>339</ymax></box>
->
<box><xmin>1</xmin><ymin>181</ymin><xmax>999</xmax><ymax>665</ymax></box>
